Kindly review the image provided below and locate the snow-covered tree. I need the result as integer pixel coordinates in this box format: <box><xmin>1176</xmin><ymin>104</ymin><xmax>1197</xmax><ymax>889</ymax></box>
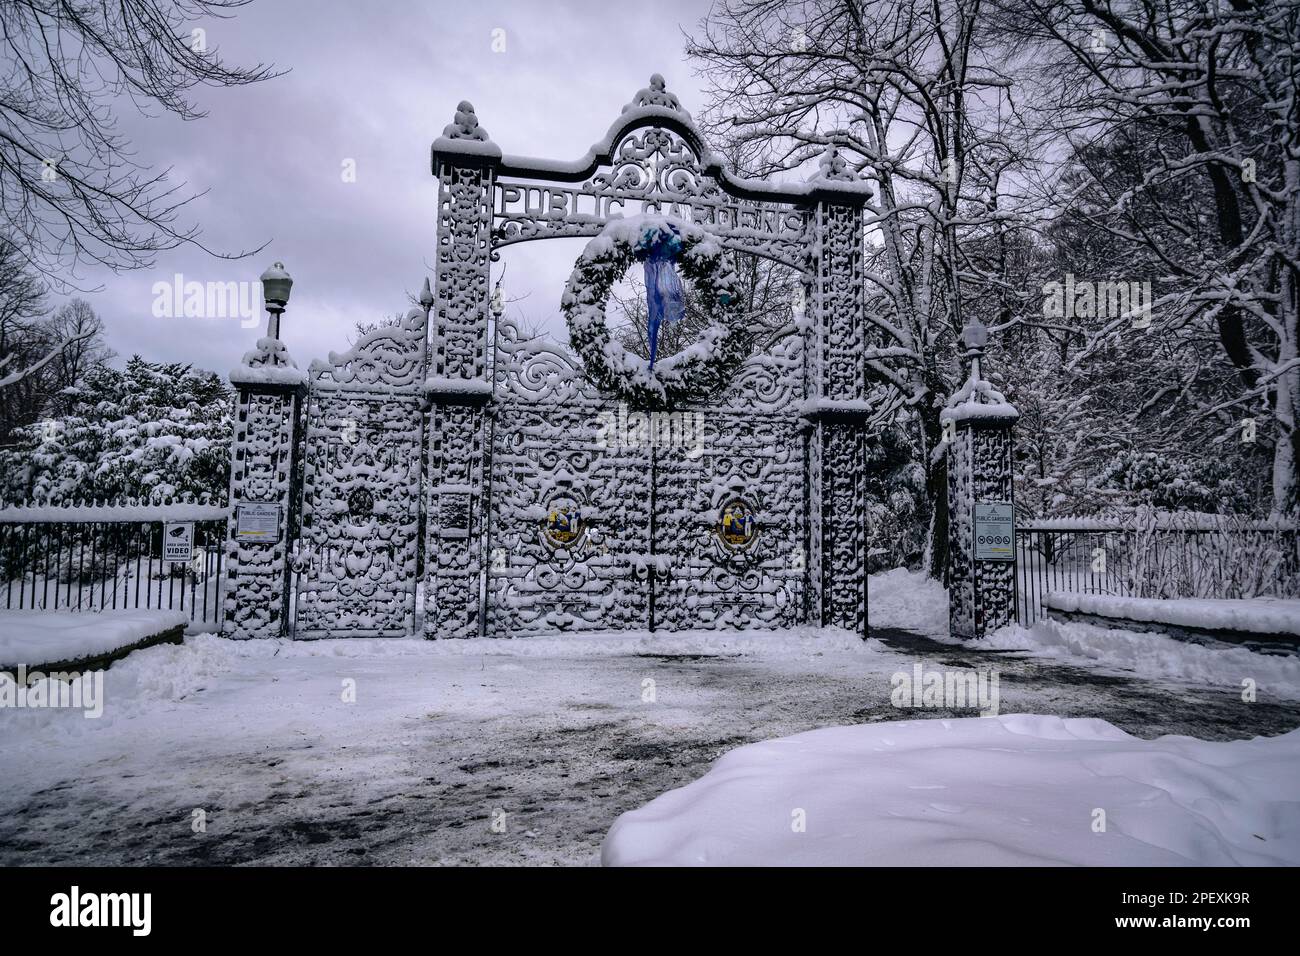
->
<box><xmin>0</xmin><ymin>357</ymin><xmax>231</xmax><ymax>504</ymax></box>
<box><xmin>998</xmin><ymin>0</ymin><xmax>1300</xmax><ymax>516</ymax></box>
<box><xmin>689</xmin><ymin>0</ymin><xmax>1043</xmax><ymax>574</ymax></box>
<box><xmin>0</xmin><ymin>241</ymin><xmax>106</xmax><ymax>438</ymax></box>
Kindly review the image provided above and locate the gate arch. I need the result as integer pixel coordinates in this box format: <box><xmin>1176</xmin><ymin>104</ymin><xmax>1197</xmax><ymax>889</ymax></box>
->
<box><xmin>425</xmin><ymin>75</ymin><xmax>870</xmax><ymax>638</ymax></box>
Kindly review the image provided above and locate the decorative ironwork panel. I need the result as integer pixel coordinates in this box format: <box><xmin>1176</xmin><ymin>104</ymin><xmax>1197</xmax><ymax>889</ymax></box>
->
<box><xmin>653</xmin><ymin>412</ymin><xmax>805</xmax><ymax>630</ymax></box>
<box><xmin>432</xmin><ymin>163</ymin><xmax>493</xmax><ymax>381</ymax></box>
<box><xmin>809</xmin><ymin>198</ymin><xmax>868</xmax><ymax>633</ymax></box>
<box><xmin>487</xmin><ymin>318</ymin><xmax>807</xmax><ymax>633</ymax></box>
<box><xmin>815</xmin><ymin>202</ymin><xmax>867</xmax><ymax>402</ymax></box>
<box><xmin>486</xmin><ymin>405</ymin><xmax>652</xmax><ymax>634</ymax></box>
<box><xmin>295</xmin><ymin>309</ymin><xmax>428</xmax><ymax>637</ymax></box>
<box><xmin>427</xmin><ymin>403</ymin><xmax>489</xmax><ymax>637</ymax></box>
<box><xmin>425</xmin><ymin>156</ymin><xmax>495</xmax><ymax>639</ymax></box>
<box><xmin>817</xmin><ymin>423</ymin><xmax>867</xmax><ymax>632</ymax></box>
<box><xmin>947</xmin><ymin>423</ymin><xmax>1016</xmax><ymax>639</ymax></box>
<box><xmin>224</xmin><ymin>388</ymin><xmax>298</xmax><ymax>639</ymax></box>
<box><xmin>295</xmin><ymin>393</ymin><xmax>423</xmax><ymax>637</ymax></box>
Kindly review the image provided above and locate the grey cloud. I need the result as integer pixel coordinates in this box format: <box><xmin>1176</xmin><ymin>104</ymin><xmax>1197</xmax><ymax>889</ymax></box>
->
<box><xmin>52</xmin><ymin>0</ymin><xmax>714</xmax><ymax>373</ymax></box>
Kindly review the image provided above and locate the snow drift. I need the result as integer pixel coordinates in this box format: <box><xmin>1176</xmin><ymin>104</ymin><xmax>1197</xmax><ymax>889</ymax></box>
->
<box><xmin>602</xmin><ymin>714</ymin><xmax>1300</xmax><ymax>866</ymax></box>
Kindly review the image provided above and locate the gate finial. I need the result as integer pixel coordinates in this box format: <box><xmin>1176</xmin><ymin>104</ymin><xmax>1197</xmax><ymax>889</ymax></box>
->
<box><xmin>433</xmin><ymin>100</ymin><xmax>501</xmax><ymax>162</ymax></box>
<box><xmin>623</xmin><ymin>73</ymin><xmax>687</xmax><ymax>115</ymax></box>
<box><xmin>442</xmin><ymin>100</ymin><xmax>492</xmax><ymax>142</ymax></box>
<box><xmin>815</xmin><ymin>144</ymin><xmax>853</xmax><ymax>182</ymax></box>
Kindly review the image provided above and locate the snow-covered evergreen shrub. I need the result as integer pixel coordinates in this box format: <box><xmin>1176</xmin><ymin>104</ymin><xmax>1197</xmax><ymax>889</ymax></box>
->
<box><xmin>1092</xmin><ymin>450</ymin><xmax>1252</xmax><ymax>515</ymax></box>
<box><xmin>0</xmin><ymin>357</ymin><xmax>232</xmax><ymax>505</ymax></box>
<box><xmin>864</xmin><ymin>427</ymin><xmax>928</xmax><ymax>572</ymax></box>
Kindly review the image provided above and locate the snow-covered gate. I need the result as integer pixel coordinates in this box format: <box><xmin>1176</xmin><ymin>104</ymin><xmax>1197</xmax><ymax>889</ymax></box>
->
<box><xmin>423</xmin><ymin>76</ymin><xmax>871</xmax><ymax>638</ymax></box>
<box><xmin>225</xmin><ymin>77</ymin><xmax>1021</xmax><ymax>641</ymax></box>
<box><xmin>292</xmin><ymin>310</ymin><xmax>428</xmax><ymax>637</ymax></box>
<box><xmin>484</xmin><ymin>316</ymin><xmax>808</xmax><ymax>633</ymax></box>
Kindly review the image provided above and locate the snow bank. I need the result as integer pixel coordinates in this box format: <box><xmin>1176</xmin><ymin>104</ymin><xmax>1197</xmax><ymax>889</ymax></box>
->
<box><xmin>1044</xmin><ymin>593</ymin><xmax>1300</xmax><ymax>637</ymax></box>
<box><xmin>0</xmin><ymin>634</ymin><xmax>234</xmax><ymax>738</ymax></box>
<box><xmin>0</xmin><ymin>610</ymin><xmax>187</xmax><ymax>668</ymax></box>
<box><xmin>603</xmin><ymin>714</ymin><xmax>1300</xmax><ymax>866</ymax></box>
<box><xmin>985</xmin><ymin>618</ymin><xmax>1300</xmax><ymax>699</ymax></box>
<box><xmin>868</xmin><ymin>568</ymin><xmax>949</xmax><ymax>636</ymax></box>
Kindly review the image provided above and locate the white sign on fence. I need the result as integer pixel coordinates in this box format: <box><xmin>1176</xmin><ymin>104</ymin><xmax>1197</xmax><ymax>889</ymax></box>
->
<box><xmin>236</xmin><ymin>503</ymin><xmax>281</xmax><ymax>540</ymax></box>
<box><xmin>163</xmin><ymin>522</ymin><xmax>195</xmax><ymax>562</ymax></box>
<box><xmin>973</xmin><ymin>502</ymin><xmax>1015</xmax><ymax>561</ymax></box>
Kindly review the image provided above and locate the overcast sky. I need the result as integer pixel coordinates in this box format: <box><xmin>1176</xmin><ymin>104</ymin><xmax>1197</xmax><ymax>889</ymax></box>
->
<box><xmin>60</xmin><ymin>0</ymin><xmax>719</xmax><ymax>374</ymax></box>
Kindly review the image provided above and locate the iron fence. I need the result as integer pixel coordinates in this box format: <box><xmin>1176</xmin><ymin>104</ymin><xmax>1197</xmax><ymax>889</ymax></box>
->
<box><xmin>0</xmin><ymin>509</ymin><xmax>229</xmax><ymax>632</ymax></box>
<box><xmin>1015</xmin><ymin>519</ymin><xmax>1300</xmax><ymax>625</ymax></box>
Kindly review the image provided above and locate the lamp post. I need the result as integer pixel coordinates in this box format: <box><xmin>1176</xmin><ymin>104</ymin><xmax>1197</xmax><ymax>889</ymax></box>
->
<box><xmin>260</xmin><ymin>261</ymin><xmax>293</xmax><ymax>339</ymax></box>
<box><xmin>961</xmin><ymin>317</ymin><xmax>988</xmax><ymax>381</ymax></box>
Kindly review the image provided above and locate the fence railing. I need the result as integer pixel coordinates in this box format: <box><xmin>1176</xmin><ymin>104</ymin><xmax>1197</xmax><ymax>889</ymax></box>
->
<box><xmin>1015</xmin><ymin>518</ymin><xmax>1300</xmax><ymax>626</ymax></box>
<box><xmin>0</xmin><ymin>504</ymin><xmax>230</xmax><ymax>632</ymax></box>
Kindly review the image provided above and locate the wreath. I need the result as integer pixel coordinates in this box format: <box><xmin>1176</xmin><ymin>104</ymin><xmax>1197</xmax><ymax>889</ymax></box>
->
<box><xmin>561</xmin><ymin>215</ymin><xmax>749</xmax><ymax>408</ymax></box>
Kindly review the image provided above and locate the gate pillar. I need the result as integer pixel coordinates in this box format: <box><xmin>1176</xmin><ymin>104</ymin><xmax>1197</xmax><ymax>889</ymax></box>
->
<box><xmin>223</xmin><ymin>263</ymin><xmax>305</xmax><ymax>639</ymax></box>
<box><xmin>804</xmin><ymin>149</ymin><xmax>870</xmax><ymax>634</ymax></box>
<box><xmin>425</xmin><ymin>103</ymin><xmax>499</xmax><ymax>638</ymax></box>
<box><xmin>943</xmin><ymin>321</ymin><xmax>1018</xmax><ymax>639</ymax></box>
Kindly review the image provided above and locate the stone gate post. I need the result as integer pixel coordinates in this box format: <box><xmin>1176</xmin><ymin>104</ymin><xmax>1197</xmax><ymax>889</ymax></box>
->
<box><xmin>803</xmin><ymin>148</ymin><xmax>870</xmax><ymax>635</ymax></box>
<box><xmin>943</xmin><ymin>319</ymin><xmax>1019</xmax><ymax>639</ymax></box>
<box><xmin>223</xmin><ymin>263</ymin><xmax>306</xmax><ymax>639</ymax></box>
<box><xmin>425</xmin><ymin>103</ymin><xmax>499</xmax><ymax>639</ymax></box>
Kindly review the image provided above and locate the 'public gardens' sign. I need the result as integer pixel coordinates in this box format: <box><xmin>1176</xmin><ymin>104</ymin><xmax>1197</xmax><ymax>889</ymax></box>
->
<box><xmin>236</xmin><ymin>503</ymin><xmax>281</xmax><ymax>540</ymax></box>
<box><xmin>973</xmin><ymin>503</ymin><xmax>1014</xmax><ymax>561</ymax></box>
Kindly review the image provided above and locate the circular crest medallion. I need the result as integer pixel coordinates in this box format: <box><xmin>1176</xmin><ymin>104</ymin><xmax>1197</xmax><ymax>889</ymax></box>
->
<box><xmin>542</xmin><ymin>494</ymin><xmax>585</xmax><ymax>549</ymax></box>
<box><xmin>717</xmin><ymin>498</ymin><xmax>758</xmax><ymax>551</ymax></box>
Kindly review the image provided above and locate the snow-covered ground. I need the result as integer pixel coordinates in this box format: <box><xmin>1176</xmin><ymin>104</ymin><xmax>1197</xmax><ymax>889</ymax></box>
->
<box><xmin>2</xmin><ymin>571</ymin><xmax>1298</xmax><ymax>866</ymax></box>
<box><xmin>603</xmin><ymin>714</ymin><xmax>1300</xmax><ymax>866</ymax></box>
<box><xmin>1042</xmin><ymin>592</ymin><xmax>1300</xmax><ymax>637</ymax></box>
<box><xmin>0</xmin><ymin>628</ymin><xmax>909</xmax><ymax>865</ymax></box>
<box><xmin>0</xmin><ymin>609</ymin><xmax>187</xmax><ymax>668</ymax></box>
<box><xmin>986</xmin><ymin>618</ymin><xmax>1300</xmax><ymax>700</ymax></box>
<box><xmin>2</xmin><ymin>606</ymin><xmax>1299</xmax><ymax>866</ymax></box>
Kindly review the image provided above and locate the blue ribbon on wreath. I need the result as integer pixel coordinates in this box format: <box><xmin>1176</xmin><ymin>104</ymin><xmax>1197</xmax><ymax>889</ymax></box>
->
<box><xmin>640</xmin><ymin>229</ymin><xmax>686</xmax><ymax>369</ymax></box>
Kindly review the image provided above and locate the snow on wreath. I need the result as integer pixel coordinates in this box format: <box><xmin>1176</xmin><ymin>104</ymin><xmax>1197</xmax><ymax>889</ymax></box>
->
<box><xmin>561</xmin><ymin>215</ymin><xmax>750</xmax><ymax>409</ymax></box>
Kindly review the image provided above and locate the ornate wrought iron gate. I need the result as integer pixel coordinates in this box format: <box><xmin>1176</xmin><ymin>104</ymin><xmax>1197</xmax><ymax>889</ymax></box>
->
<box><xmin>486</xmin><ymin>319</ymin><xmax>807</xmax><ymax>634</ymax></box>
<box><xmin>293</xmin><ymin>308</ymin><xmax>428</xmax><ymax>637</ymax></box>
<box><xmin>224</xmin><ymin>76</ymin><xmax>1026</xmax><ymax>643</ymax></box>
<box><xmin>271</xmin><ymin>75</ymin><xmax>869</xmax><ymax>640</ymax></box>
<box><xmin>420</xmin><ymin>75</ymin><xmax>869</xmax><ymax>639</ymax></box>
